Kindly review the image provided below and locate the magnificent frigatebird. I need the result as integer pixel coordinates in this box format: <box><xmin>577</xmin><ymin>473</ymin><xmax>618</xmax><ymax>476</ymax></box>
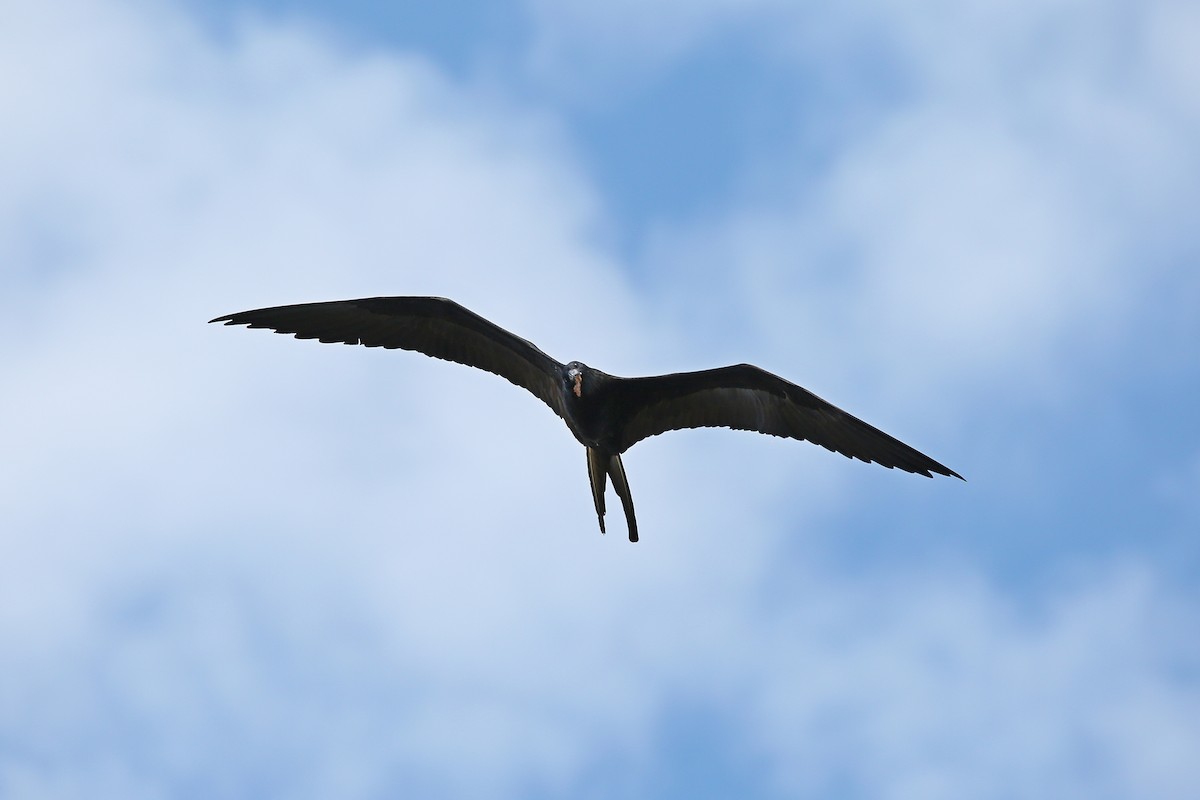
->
<box><xmin>212</xmin><ymin>296</ymin><xmax>962</xmax><ymax>541</ymax></box>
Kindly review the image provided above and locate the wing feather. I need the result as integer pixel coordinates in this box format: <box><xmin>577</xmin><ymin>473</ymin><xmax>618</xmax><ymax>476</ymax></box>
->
<box><xmin>612</xmin><ymin>364</ymin><xmax>961</xmax><ymax>479</ymax></box>
<box><xmin>211</xmin><ymin>297</ymin><xmax>567</xmax><ymax>418</ymax></box>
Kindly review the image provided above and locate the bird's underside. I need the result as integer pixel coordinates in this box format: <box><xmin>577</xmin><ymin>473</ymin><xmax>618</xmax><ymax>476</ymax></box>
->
<box><xmin>212</xmin><ymin>296</ymin><xmax>963</xmax><ymax>542</ymax></box>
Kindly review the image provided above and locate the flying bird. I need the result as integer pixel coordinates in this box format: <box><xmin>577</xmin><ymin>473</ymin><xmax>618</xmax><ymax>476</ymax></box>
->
<box><xmin>212</xmin><ymin>296</ymin><xmax>962</xmax><ymax>542</ymax></box>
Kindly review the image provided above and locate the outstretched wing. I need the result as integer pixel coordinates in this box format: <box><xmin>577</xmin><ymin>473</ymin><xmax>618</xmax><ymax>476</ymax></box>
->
<box><xmin>211</xmin><ymin>296</ymin><xmax>568</xmax><ymax>418</ymax></box>
<box><xmin>610</xmin><ymin>364</ymin><xmax>962</xmax><ymax>479</ymax></box>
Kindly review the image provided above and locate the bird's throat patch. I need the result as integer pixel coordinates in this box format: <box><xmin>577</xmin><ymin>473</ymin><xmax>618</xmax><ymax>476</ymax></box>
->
<box><xmin>573</xmin><ymin>373</ymin><xmax>583</xmax><ymax>397</ymax></box>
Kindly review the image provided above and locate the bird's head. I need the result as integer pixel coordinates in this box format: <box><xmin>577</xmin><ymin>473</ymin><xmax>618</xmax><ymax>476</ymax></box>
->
<box><xmin>565</xmin><ymin>362</ymin><xmax>586</xmax><ymax>398</ymax></box>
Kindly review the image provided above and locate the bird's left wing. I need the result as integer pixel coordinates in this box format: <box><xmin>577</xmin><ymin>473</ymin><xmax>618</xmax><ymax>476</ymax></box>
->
<box><xmin>610</xmin><ymin>364</ymin><xmax>961</xmax><ymax>479</ymax></box>
<box><xmin>211</xmin><ymin>297</ymin><xmax>568</xmax><ymax>418</ymax></box>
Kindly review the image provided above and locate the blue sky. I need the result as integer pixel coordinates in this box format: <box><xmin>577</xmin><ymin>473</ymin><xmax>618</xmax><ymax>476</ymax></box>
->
<box><xmin>2</xmin><ymin>1</ymin><xmax>1199</xmax><ymax>798</ymax></box>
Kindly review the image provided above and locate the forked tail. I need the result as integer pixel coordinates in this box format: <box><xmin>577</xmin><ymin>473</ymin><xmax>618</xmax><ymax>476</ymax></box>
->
<box><xmin>585</xmin><ymin>448</ymin><xmax>639</xmax><ymax>542</ymax></box>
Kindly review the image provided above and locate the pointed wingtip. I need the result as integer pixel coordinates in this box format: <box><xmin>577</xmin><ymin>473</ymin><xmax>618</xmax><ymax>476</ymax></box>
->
<box><xmin>929</xmin><ymin>468</ymin><xmax>965</xmax><ymax>481</ymax></box>
<box><xmin>922</xmin><ymin>459</ymin><xmax>964</xmax><ymax>481</ymax></box>
<box><xmin>940</xmin><ymin>464</ymin><xmax>966</xmax><ymax>481</ymax></box>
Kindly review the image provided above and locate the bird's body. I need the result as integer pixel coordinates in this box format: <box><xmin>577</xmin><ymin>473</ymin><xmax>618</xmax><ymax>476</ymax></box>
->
<box><xmin>212</xmin><ymin>296</ymin><xmax>962</xmax><ymax>541</ymax></box>
<box><xmin>561</xmin><ymin>364</ymin><xmax>627</xmax><ymax>450</ymax></box>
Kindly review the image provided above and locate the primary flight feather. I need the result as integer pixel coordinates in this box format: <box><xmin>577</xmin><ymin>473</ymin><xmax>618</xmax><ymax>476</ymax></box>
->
<box><xmin>212</xmin><ymin>296</ymin><xmax>963</xmax><ymax>541</ymax></box>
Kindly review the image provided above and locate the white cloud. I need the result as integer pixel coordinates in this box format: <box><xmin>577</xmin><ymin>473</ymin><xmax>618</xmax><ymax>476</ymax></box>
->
<box><xmin>0</xmin><ymin>2</ymin><xmax>641</xmax><ymax>794</ymax></box>
<box><xmin>626</xmin><ymin>0</ymin><xmax>1200</xmax><ymax>416</ymax></box>
<box><xmin>746</xmin><ymin>565</ymin><xmax>1200</xmax><ymax>799</ymax></box>
<box><xmin>522</xmin><ymin>0</ymin><xmax>784</xmax><ymax>90</ymax></box>
<box><xmin>2</xmin><ymin>1</ymin><xmax>1198</xmax><ymax>799</ymax></box>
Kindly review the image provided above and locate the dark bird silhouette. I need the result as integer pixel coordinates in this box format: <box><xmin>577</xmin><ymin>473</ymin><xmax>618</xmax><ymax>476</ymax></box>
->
<box><xmin>211</xmin><ymin>296</ymin><xmax>962</xmax><ymax>541</ymax></box>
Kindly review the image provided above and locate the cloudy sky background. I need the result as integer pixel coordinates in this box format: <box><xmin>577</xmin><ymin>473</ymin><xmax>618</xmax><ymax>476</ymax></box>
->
<box><xmin>3</xmin><ymin>0</ymin><xmax>1199</xmax><ymax>797</ymax></box>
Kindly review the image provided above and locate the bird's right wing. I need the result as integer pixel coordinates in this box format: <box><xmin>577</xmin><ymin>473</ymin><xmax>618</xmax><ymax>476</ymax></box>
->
<box><xmin>211</xmin><ymin>297</ymin><xmax>568</xmax><ymax>418</ymax></box>
<box><xmin>611</xmin><ymin>364</ymin><xmax>961</xmax><ymax>479</ymax></box>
